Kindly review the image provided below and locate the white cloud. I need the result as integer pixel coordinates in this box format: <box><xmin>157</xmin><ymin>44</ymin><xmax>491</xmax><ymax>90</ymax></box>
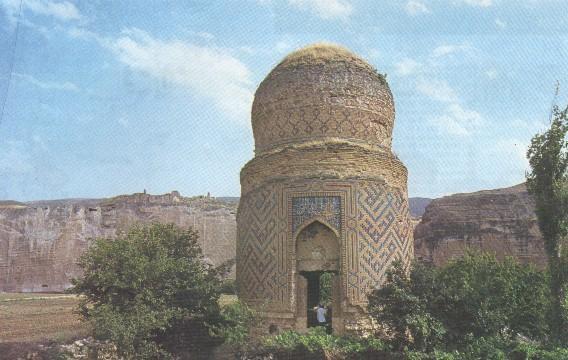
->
<box><xmin>394</xmin><ymin>58</ymin><xmax>422</xmax><ymax>76</ymax></box>
<box><xmin>32</xmin><ymin>134</ymin><xmax>48</xmax><ymax>151</ymax></box>
<box><xmin>275</xmin><ymin>40</ymin><xmax>293</xmax><ymax>54</ymax></box>
<box><xmin>453</xmin><ymin>0</ymin><xmax>492</xmax><ymax>7</ymax></box>
<box><xmin>415</xmin><ymin>72</ymin><xmax>484</xmax><ymax>137</ymax></box>
<box><xmin>13</xmin><ymin>72</ymin><xmax>79</xmax><ymax>91</ymax></box>
<box><xmin>196</xmin><ymin>31</ymin><xmax>215</xmax><ymax>41</ymax></box>
<box><xmin>485</xmin><ymin>68</ymin><xmax>498</xmax><ymax>79</ymax></box>
<box><xmin>416</xmin><ymin>78</ymin><xmax>459</xmax><ymax>103</ymax></box>
<box><xmin>430</xmin><ymin>103</ymin><xmax>484</xmax><ymax>136</ymax></box>
<box><xmin>117</xmin><ymin>117</ymin><xmax>129</xmax><ymax>128</ymax></box>
<box><xmin>1</xmin><ymin>0</ymin><xmax>82</xmax><ymax>22</ymax></box>
<box><xmin>431</xmin><ymin>44</ymin><xmax>472</xmax><ymax>58</ymax></box>
<box><xmin>67</xmin><ymin>27</ymin><xmax>108</xmax><ymax>46</ymax></box>
<box><xmin>495</xmin><ymin>18</ymin><xmax>506</xmax><ymax>29</ymax></box>
<box><xmin>367</xmin><ymin>48</ymin><xmax>380</xmax><ymax>60</ymax></box>
<box><xmin>109</xmin><ymin>28</ymin><xmax>253</xmax><ymax>123</ymax></box>
<box><xmin>288</xmin><ymin>0</ymin><xmax>352</xmax><ymax>20</ymax></box>
<box><xmin>405</xmin><ymin>0</ymin><xmax>430</xmax><ymax>15</ymax></box>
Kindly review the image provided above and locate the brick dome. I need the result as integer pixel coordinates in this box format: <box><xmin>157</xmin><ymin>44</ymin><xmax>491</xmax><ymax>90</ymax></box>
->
<box><xmin>251</xmin><ymin>43</ymin><xmax>395</xmax><ymax>153</ymax></box>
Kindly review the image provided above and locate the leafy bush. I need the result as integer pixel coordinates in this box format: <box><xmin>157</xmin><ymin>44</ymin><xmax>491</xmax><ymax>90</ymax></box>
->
<box><xmin>367</xmin><ymin>261</ymin><xmax>446</xmax><ymax>352</ymax></box>
<box><xmin>511</xmin><ymin>341</ymin><xmax>568</xmax><ymax>359</ymax></box>
<box><xmin>208</xmin><ymin>300</ymin><xmax>256</xmax><ymax>345</ymax></box>
<box><xmin>368</xmin><ymin>252</ymin><xmax>551</xmax><ymax>353</ymax></box>
<box><xmin>71</xmin><ymin>223</ymin><xmax>232</xmax><ymax>359</ymax></box>
<box><xmin>436</xmin><ymin>253</ymin><xmax>550</xmax><ymax>342</ymax></box>
<box><xmin>262</xmin><ymin>327</ymin><xmax>387</xmax><ymax>357</ymax></box>
<box><xmin>219</xmin><ymin>278</ymin><xmax>237</xmax><ymax>295</ymax></box>
<box><xmin>405</xmin><ymin>338</ymin><xmax>568</xmax><ymax>360</ymax></box>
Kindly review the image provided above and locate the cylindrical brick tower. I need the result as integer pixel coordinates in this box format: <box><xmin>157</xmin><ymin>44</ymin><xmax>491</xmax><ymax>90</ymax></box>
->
<box><xmin>237</xmin><ymin>43</ymin><xmax>413</xmax><ymax>334</ymax></box>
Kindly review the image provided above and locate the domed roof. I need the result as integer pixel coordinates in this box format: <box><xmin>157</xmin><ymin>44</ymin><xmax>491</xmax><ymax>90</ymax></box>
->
<box><xmin>277</xmin><ymin>43</ymin><xmax>376</xmax><ymax>73</ymax></box>
<box><xmin>251</xmin><ymin>43</ymin><xmax>395</xmax><ymax>153</ymax></box>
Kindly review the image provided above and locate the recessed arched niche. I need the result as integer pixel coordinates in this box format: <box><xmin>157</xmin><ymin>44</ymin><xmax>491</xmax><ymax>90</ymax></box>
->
<box><xmin>296</xmin><ymin>221</ymin><xmax>339</xmax><ymax>272</ymax></box>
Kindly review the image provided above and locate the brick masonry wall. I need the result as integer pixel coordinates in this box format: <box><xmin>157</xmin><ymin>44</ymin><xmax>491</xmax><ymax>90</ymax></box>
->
<box><xmin>236</xmin><ymin>176</ymin><xmax>413</xmax><ymax>316</ymax></box>
<box><xmin>252</xmin><ymin>61</ymin><xmax>394</xmax><ymax>153</ymax></box>
<box><xmin>240</xmin><ymin>142</ymin><xmax>408</xmax><ymax>196</ymax></box>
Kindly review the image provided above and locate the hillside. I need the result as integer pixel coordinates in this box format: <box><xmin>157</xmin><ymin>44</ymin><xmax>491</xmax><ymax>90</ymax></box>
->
<box><xmin>414</xmin><ymin>183</ymin><xmax>546</xmax><ymax>268</ymax></box>
<box><xmin>0</xmin><ymin>192</ymin><xmax>237</xmax><ymax>292</ymax></box>
<box><xmin>0</xmin><ymin>188</ymin><xmax>545</xmax><ymax>293</ymax></box>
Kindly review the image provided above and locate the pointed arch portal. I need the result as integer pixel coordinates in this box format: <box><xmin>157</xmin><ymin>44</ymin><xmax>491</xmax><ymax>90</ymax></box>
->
<box><xmin>295</xmin><ymin>221</ymin><xmax>342</xmax><ymax>332</ymax></box>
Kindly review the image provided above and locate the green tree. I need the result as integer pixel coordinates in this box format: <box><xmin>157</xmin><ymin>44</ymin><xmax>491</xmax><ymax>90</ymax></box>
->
<box><xmin>368</xmin><ymin>253</ymin><xmax>550</xmax><ymax>353</ymax></box>
<box><xmin>435</xmin><ymin>253</ymin><xmax>549</xmax><ymax>343</ymax></box>
<box><xmin>368</xmin><ymin>261</ymin><xmax>446</xmax><ymax>352</ymax></box>
<box><xmin>526</xmin><ymin>104</ymin><xmax>568</xmax><ymax>344</ymax></box>
<box><xmin>208</xmin><ymin>300</ymin><xmax>256</xmax><ymax>346</ymax></box>
<box><xmin>71</xmin><ymin>223</ymin><xmax>231</xmax><ymax>358</ymax></box>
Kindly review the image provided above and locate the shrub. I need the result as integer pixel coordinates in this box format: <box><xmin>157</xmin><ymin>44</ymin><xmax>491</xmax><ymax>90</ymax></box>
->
<box><xmin>368</xmin><ymin>252</ymin><xmax>550</xmax><ymax>353</ymax></box>
<box><xmin>208</xmin><ymin>300</ymin><xmax>256</xmax><ymax>346</ymax></box>
<box><xmin>219</xmin><ymin>278</ymin><xmax>237</xmax><ymax>295</ymax></box>
<box><xmin>367</xmin><ymin>261</ymin><xmax>446</xmax><ymax>352</ymax></box>
<box><xmin>261</xmin><ymin>327</ymin><xmax>388</xmax><ymax>358</ymax></box>
<box><xmin>71</xmin><ymin>223</ymin><xmax>232</xmax><ymax>358</ymax></box>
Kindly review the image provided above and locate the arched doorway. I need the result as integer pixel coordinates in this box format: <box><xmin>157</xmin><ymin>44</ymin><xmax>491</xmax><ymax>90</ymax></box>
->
<box><xmin>295</xmin><ymin>221</ymin><xmax>341</xmax><ymax>333</ymax></box>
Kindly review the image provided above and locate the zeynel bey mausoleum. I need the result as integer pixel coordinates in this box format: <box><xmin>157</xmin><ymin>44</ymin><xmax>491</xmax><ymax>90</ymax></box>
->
<box><xmin>236</xmin><ymin>43</ymin><xmax>413</xmax><ymax>334</ymax></box>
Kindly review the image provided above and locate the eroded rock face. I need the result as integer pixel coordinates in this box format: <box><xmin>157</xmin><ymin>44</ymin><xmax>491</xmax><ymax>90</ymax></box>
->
<box><xmin>414</xmin><ymin>184</ymin><xmax>547</xmax><ymax>268</ymax></box>
<box><xmin>0</xmin><ymin>192</ymin><xmax>237</xmax><ymax>292</ymax></box>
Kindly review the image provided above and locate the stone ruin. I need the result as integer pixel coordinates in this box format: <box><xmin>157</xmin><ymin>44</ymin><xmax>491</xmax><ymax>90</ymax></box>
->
<box><xmin>236</xmin><ymin>43</ymin><xmax>414</xmax><ymax>334</ymax></box>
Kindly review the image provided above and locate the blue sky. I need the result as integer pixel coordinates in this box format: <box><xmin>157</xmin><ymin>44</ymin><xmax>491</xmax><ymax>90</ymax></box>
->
<box><xmin>1</xmin><ymin>0</ymin><xmax>567</xmax><ymax>201</ymax></box>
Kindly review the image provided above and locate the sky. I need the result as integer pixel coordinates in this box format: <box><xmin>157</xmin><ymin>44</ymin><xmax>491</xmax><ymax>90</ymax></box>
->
<box><xmin>1</xmin><ymin>0</ymin><xmax>568</xmax><ymax>201</ymax></box>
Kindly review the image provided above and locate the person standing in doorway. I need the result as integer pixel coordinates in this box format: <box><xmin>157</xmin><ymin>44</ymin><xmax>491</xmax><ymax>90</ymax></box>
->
<box><xmin>316</xmin><ymin>304</ymin><xmax>327</xmax><ymax>327</ymax></box>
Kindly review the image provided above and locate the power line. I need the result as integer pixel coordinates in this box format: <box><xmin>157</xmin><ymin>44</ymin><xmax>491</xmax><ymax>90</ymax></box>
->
<box><xmin>0</xmin><ymin>0</ymin><xmax>23</xmax><ymax>125</ymax></box>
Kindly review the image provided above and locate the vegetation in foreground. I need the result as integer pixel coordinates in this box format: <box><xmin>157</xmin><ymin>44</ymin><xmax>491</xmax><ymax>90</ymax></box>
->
<box><xmin>70</xmin><ymin>222</ymin><xmax>238</xmax><ymax>359</ymax></box>
<box><xmin>11</xmin><ymin>224</ymin><xmax>568</xmax><ymax>359</ymax></box>
<box><xmin>526</xmin><ymin>104</ymin><xmax>568</xmax><ymax>344</ymax></box>
<box><xmin>250</xmin><ymin>253</ymin><xmax>566</xmax><ymax>360</ymax></box>
<box><xmin>65</xmin><ymin>223</ymin><xmax>568</xmax><ymax>359</ymax></box>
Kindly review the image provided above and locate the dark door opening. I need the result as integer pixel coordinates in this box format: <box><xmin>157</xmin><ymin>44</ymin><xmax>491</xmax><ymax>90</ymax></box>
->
<box><xmin>301</xmin><ymin>271</ymin><xmax>335</xmax><ymax>331</ymax></box>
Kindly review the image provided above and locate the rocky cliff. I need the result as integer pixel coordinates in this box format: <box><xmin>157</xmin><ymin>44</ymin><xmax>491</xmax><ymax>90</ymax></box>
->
<box><xmin>0</xmin><ymin>192</ymin><xmax>237</xmax><ymax>292</ymax></box>
<box><xmin>414</xmin><ymin>184</ymin><xmax>547</xmax><ymax>268</ymax></box>
<box><xmin>0</xmin><ymin>188</ymin><xmax>546</xmax><ymax>293</ymax></box>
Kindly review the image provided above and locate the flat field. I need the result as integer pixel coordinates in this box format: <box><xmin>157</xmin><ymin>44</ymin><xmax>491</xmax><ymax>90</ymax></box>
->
<box><xmin>0</xmin><ymin>293</ymin><xmax>237</xmax><ymax>343</ymax></box>
<box><xmin>0</xmin><ymin>293</ymin><xmax>237</xmax><ymax>358</ymax></box>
